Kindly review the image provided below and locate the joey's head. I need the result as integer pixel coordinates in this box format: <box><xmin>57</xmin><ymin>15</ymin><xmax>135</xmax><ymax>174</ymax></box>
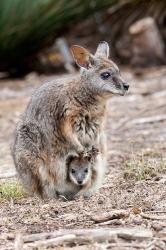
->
<box><xmin>71</xmin><ymin>41</ymin><xmax>129</xmax><ymax>98</ymax></box>
<box><xmin>67</xmin><ymin>155</ymin><xmax>92</xmax><ymax>186</ymax></box>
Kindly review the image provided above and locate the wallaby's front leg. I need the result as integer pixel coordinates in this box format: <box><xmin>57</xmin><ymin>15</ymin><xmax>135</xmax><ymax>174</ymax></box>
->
<box><xmin>61</xmin><ymin>115</ymin><xmax>84</xmax><ymax>153</ymax></box>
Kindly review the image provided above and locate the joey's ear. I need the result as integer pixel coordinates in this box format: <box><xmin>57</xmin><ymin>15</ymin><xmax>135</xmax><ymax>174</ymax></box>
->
<box><xmin>66</xmin><ymin>153</ymin><xmax>78</xmax><ymax>167</ymax></box>
<box><xmin>95</xmin><ymin>41</ymin><xmax>109</xmax><ymax>58</ymax></box>
<box><xmin>66</xmin><ymin>155</ymin><xmax>74</xmax><ymax>166</ymax></box>
<box><xmin>71</xmin><ymin>45</ymin><xmax>94</xmax><ymax>69</ymax></box>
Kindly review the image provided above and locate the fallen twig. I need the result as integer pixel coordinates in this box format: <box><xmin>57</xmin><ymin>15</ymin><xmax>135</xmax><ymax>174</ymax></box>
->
<box><xmin>103</xmin><ymin>242</ymin><xmax>149</xmax><ymax>249</ymax></box>
<box><xmin>152</xmin><ymin>90</ymin><xmax>166</xmax><ymax>98</ymax></box>
<box><xmin>11</xmin><ymin>227</ymin><xmax>153</xmax><ymax>246</ymax></box>
<box><xmin>141</xmin><ymin>213</ymin><xmax>166</xmax><ymax>220</ymax></box>
<box><xmin>14</xmin><ymin>234</ymin><xmax>23</xmax><ymax>250</ymax></box>
<box><xmin>97</xmin><ymin>219</ymin><xmax>123</xmax><ymax>226</ymax></box>
<box><xmin>28</xmin><ymin>234</ymin><xmax>76</xmax><ymax>248</ymax></box>
<box><xmin>130</xmin><ymin>115</ymin><xmax>166</xmax><ymax>125</ymax></box>
<box><xmin>20</xmin><ymin>232</ymin><xmax>64</xmax><ymax>243</ymax></box>
<box><xmin>91</xmin><ymin>209</ymin><xmax>129</xmax><ymax>223</ymax></box>
<box><xmin>147</xmin><ymin>211</ymin><xmax>166</xmax><ymax>214</ymax></box>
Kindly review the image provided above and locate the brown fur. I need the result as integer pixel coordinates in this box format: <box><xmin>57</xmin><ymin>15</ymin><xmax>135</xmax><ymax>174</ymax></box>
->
<box><xmin>12</xmin><ymin>42</ymin><xmax>129</xmax><ymax>198</ymax></box>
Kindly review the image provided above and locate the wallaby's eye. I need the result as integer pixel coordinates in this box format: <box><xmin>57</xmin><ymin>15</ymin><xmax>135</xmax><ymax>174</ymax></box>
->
<box><xmin>100</xmin><ymin>72</ymin><xmax>111</xmax><ymax>80</ymax></box>
<box><xmin>71</xmin><ymin>169</ymin><xmax>75</xmax><ymax>174</ymax></box>
<box><xmin>84</xmin><ymin>168</ymin><xmax>88</xmax><ymax>173</ymax></box>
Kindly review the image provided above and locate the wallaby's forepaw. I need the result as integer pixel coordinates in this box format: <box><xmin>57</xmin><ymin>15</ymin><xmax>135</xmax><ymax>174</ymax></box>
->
<box><xmin>78</xmin><ymin>146</ymin><xmax>99</xmax><ymax>161</ymax></box>
<box><xmin>91</xmin><ymin>146</ymin><xmax>100</xmax><ymax>155</ymax></box>
<box><xmin>78</xmin><ymin>149</ymin><xmax>88</xmax><ymax>158</ymax></box>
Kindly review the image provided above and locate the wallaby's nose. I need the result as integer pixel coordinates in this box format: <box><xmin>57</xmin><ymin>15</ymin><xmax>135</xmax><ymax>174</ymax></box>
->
<box><xmin>78</xmin><ymin>180</ymin><xmax>83</xmax><ymax>185</ymax></box>
<box><xmin>123</xmin><ymin>83</ymin><xmax>129</xmax><ymax>91</ymax></box>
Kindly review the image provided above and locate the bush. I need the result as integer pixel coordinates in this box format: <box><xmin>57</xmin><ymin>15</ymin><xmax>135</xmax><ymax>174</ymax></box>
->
<box><xmin>0</xmin><ymin>0</ymin><xmax>117</xmax><ymax>73</ymax></box>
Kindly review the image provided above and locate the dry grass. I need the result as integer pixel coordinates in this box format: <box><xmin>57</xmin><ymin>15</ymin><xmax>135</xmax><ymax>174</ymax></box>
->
<box><xmin>0</xmin><ymin>180</ymin><xmax>26</xmax><ymax>200</ymax></box>
<box><xmin>123</xmin><ymin>155</ymin><xmax>165</xmax><ymax>181</ymax></box>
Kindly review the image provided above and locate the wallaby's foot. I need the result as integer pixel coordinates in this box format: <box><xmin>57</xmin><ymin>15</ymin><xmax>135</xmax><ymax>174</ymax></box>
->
<box><xmin>83</xmin><ymin>191</ymin><xmax>92</xmax><ymax>199</ymax></box>
<box><xmin>91</xmin><ymin>146</ymin><xmax>100</xmax><ymax>155</ymax></box>
<box><xmin>58</xmin><ymin>194</ymin><xmax>69</xmax><ymax>202</ymax></box>
<box><xmin>78</xmin><ymin>146</ymin><xmax>99</xmax><ymax>161</ymax></box>
<box><xmin>76</xmin><ymin>189</ymin><xmax>93</xmax><ymax>199</ymax></box>
<box><xmin>57</xmin><ymin>191</ymin><xmax>76</xmax><ymax>201</ymax></box>
<box><xmin>77</xmin><ymin>146</ymin><xmax>99</xmax><ymax>158</ymax></box>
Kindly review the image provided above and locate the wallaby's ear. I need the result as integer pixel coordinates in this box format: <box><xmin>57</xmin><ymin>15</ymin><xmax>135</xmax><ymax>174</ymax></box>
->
<box><xmin>95</xmin><ymin>41</ymin><xmax>109</xmax><ymax>58</ymax></box>
<box><xmin>71</xmin><ymin>45</ymin><xmax>94</xmax><ymax>69</ymax></box>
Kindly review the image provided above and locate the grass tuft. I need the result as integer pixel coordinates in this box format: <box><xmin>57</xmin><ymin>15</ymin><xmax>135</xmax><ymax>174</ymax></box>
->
<box><xmin>0</xmin><ymin>180</ymin><xmax>26</xmax><ymax>200</ymax></box>
<box><xmin>123</xmin><ymin>156</ymin><xmax>165</xmax><ymax>181</ymax></box>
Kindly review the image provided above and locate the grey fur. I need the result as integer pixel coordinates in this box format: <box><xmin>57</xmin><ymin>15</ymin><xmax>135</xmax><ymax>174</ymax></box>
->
<box><xmin>12</xmin><ymin>42</ymin><xmax>129</xmax><ymax>198</ymax></box>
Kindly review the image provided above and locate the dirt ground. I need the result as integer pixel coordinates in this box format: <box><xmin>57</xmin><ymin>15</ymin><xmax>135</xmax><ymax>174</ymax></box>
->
<box><xmin>0</xmin><ymin>67</ymin><xmax>166</xmax><ymax>250</ymax></box>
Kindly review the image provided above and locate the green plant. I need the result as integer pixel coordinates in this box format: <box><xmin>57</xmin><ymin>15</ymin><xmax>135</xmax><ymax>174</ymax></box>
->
<box><xmin>0</xmin><ymin>0</ymin><xmax>117</xmax><ymax>72</ymax></box>
<box><xmin>123</xmin><ymin>156</ymin><xmax>165</xmax><ymax>181</ymax></box>
<box><xmin>0</xmin><ymin>0</ymin><xmax>165</xmax><ymax>73</ymax></box>
<box><xmin>0</xmin><ymin>180</ymin><xmax>26</xmax><ymax>200</ymax></box>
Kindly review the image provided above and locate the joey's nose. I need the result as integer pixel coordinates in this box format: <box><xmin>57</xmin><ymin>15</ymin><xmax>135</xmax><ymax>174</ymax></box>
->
<box><xmin>123</xmin><ymin>83</ymin><xmax>129</xmax><ymax>91</ymax></box>
<box><xmin>78</xmin><ymin>180</ymin><xmax>83</xmax><ymax>185</ymax></box>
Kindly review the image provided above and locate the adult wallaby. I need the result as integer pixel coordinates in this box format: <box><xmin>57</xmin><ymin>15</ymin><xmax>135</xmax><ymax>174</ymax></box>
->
<box><xmin>12</xmin><ymin>41</ymin><xmax>129</xmax><ymax>198</ymax></box>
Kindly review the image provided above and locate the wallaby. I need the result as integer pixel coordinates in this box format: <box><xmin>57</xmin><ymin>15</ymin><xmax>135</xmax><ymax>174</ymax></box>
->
<box><xmin>58</xmin><ymin>147</ymin><xmax>99</xmax><ymax>200</ymax></box>
<box><xmin>12</xmin><ymin>41</ymin><xmax>129</xmax><ymax>198</ymax></box>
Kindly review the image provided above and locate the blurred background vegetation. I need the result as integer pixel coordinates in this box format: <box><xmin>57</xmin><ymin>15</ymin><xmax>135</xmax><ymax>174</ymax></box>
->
<box><xmin>0</xmin><ymin>0</ymin><xmax>165</xmax><ymax>76</ymax></box>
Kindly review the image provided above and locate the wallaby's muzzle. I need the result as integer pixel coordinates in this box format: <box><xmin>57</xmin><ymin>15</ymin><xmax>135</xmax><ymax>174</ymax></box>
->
<box><xmin>110</xmin><ymin>75</ymin><xmax>129</xmax><ymax>96</ymax></box>
<box><xmin>77</xmin><ymin>180</ymin><xmax>83</xmax><ymax>185</ymax></box>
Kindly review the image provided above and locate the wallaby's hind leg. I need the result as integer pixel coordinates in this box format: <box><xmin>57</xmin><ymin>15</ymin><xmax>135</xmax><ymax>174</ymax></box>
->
<box><xmin>15</xmin><ymin>154</ymin><xmax>44</xmax><ymax>198</ymax></box>
<box><xmin>18</xmin><ymin>157</ymin><xmax>57</xmax><ymax>199</ymax></box>
<box><xmin>12</xmin><ymin>123</ymin><xmax>49</xmax><ymax>198</ymax></box>
<box><xmin>13</xmin><ymin>139</ymin><xmax>57</xmax><ymax>199</ymax></box>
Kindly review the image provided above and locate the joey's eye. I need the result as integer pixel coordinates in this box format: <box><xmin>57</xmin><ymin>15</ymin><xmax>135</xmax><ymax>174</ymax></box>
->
<box><xmin>84</xmin><ymin>168</ymin><xmax>88</xmax><ymax>173</ymax></box>
<box><xmin>71</xmin><ymin>169</ymin><xmax>75</xmax><ymax>174</ymax></box>
<box><xmin>100</xmin><ymin>72</ymin><xmax>111</xmax><ymax>80</ymax></box>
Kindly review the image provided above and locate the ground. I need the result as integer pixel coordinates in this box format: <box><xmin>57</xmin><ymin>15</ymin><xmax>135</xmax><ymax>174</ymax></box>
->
<box><xmin>0</xmin><ymin>67</ymin><xmax>166</xmax><ymax>249</ymax></box>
